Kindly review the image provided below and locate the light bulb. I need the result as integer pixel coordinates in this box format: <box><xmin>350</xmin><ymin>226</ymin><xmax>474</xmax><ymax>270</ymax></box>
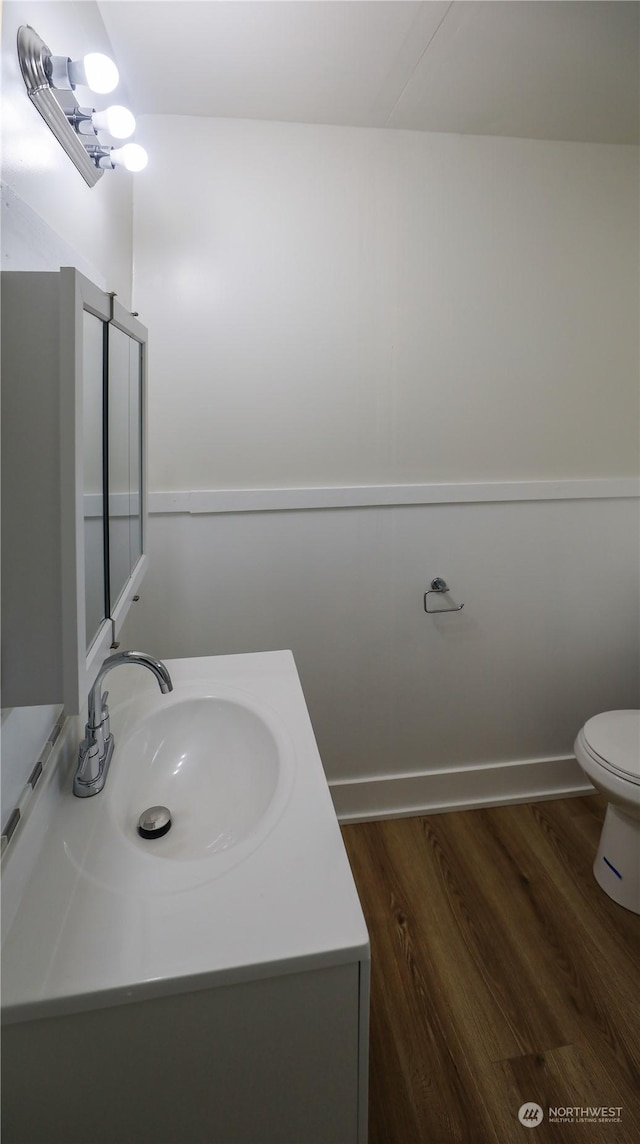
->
<box><xmin>91</xmin><ymin>105</ymin><xmax>136</xmax><ymax>139</ymax></box>
<box><xmin>111</xmin><ymin>143</ymin><xmax>148</xmax><ymax>172</ymax></box>
<box><xmin>65</xmin><ymin>52</ymin><xmax>119</xmax><ymax>94</ymax></box>
<box><xmin>82</xmin><ymin>53</ymin><xmax>119</xmax><ymax>93</ymax></box>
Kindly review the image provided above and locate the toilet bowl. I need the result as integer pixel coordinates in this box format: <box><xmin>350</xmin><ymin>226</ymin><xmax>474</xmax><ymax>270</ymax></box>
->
<box><xmin>574</xmin><ymin>710</ymin><xmax>640</xmax><ymax>915</ymax></box>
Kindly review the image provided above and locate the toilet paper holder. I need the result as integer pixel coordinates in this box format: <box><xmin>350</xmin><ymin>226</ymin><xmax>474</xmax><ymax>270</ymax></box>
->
<box><xmin>424</xmin><ymin>577</ymin><xmax>465</xmax><ymax>614</ymax></box>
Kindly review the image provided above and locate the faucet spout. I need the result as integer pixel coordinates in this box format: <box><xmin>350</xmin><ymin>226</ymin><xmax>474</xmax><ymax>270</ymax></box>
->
<box><xmin>87</xmin><ymin>650</ymin><xmax>173</xmax><ymax>729</ymax></box>
<box><xmin>74</xmin><ymin>651</ymin><xmax>173</xmax><ymax>798</ymax></box>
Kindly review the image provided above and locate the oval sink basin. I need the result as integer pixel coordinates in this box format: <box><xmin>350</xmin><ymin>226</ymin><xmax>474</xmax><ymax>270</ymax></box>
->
<box><xmin>112</xmin><ymin>696</ymin><xmax>283</xmax><ymax>861</ymax></box>
<box><xmin>62</xmin><ymin>681</ymin><xmax>296</xmax><ymax>896</ymax></box>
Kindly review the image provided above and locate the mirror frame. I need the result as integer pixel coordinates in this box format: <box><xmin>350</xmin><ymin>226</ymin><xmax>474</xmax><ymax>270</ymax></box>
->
<box><xmin>108</xmin><ymin>298</ymin><xmax>149</xmax><ymax>639</ymax></box>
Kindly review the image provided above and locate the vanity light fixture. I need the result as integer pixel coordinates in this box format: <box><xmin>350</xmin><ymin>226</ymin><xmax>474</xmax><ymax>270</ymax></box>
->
<box><xmin>17</xmin><ymin>24</ymin><xmax>146</xmax><ymax>187</ymax></box>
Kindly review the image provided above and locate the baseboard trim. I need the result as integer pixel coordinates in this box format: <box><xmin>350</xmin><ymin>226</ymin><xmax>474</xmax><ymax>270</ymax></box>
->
<box><xmin>330</xmin><ymin>755</ymin><xmax>594</xmax><ymax>824</ymax></box>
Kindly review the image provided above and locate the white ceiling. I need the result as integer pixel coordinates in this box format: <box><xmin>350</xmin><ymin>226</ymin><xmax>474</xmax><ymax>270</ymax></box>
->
<box><xmin>98</xmin><ymin>1</ymin><xmax>640</xmax><ymax>144</ymax></box>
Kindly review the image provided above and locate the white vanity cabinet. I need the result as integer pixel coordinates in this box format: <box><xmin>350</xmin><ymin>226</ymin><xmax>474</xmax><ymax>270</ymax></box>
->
<box><xmin>3</xmin><ymin>960</ymin><xmax>369</xmax><ymax>1144</ymax></box>
<box><xmin>1</xmin><ymin>651</ymin><xmax>370</xmax><ymax>1144</ymax></box>
<box><xmin>1</xmin><ymin>269</ymin><xmax>147</xmax><ymax>713</ymax></box>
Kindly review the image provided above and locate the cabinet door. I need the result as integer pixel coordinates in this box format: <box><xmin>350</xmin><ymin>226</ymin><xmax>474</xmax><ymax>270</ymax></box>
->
<box><xmin>108</xmin><ymin>303</ymin><xmax>147</xmax><ymax>633</ymax></box>
<box><xmin>64</xmin><ymin>271</ymin><xmax>114</xmax><ymax>709</ymax></box>
<box><xmin>0</xmin><ymin>270</ymin><xmax>146</xmax><ymax>718</ymax></box>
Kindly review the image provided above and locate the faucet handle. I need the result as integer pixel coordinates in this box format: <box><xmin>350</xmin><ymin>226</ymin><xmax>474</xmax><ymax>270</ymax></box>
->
<box><xmin>76</xmin><ymin>735</ymin><xmax>101</xmax><ymax>785</ymax></box>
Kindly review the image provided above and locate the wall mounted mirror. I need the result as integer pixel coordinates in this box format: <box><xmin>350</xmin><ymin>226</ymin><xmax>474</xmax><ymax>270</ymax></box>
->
<box><xmin>107</xmin><ymin>300</ymin><xmax>147</xmax><ymax>635</ymax></box>
<box><xmin>108</xmin><ymin>322</ymin><xmax>144</xmax><ymax>612</ymax></box>
<box><xmin>82</xmin><ymin>308</ymin><xmax>108</xmax><ymax>649</ymax></box>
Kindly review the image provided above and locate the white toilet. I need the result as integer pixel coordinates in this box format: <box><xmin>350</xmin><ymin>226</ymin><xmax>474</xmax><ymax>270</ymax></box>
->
<box><xmin>574</xmin><ymin>710</ymin><xmax>640</xmax><ymax>915</ymax></box>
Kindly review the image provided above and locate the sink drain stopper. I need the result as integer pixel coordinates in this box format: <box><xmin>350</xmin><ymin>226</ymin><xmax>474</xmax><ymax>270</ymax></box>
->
<box><xmin>138</xmin><ymin>806</ymin><xmax>172</xmax><ymax>839</ymax></box>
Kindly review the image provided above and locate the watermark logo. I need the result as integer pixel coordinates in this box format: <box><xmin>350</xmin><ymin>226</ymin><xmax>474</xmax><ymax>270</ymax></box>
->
<box><xmin>548</xmin><ymin>1106</ymin><xmax>622</xmax><ymax>1124</ymax></box>
<box><xmin>518</xmin><ymin>1103</ymin><xmax>544</xmax><ymax>1128</ymax></box>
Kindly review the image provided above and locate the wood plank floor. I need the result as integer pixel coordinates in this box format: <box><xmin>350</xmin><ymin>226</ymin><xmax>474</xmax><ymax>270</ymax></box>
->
<box><xmin>341</xmin><ymin>795</ymin><xmax>640</xmax><ymax>1144</ymax></box>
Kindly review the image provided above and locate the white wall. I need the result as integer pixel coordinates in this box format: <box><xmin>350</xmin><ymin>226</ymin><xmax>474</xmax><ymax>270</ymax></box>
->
<box><xmin>1</xmin><ymin>1</ymin><xmax>134</xmax><ymax>831</ymax></box>
<box><xmin>122</xmin><ymin>489</ymin><xmax>639</xmax><ymax>815</ymax></box>
<box><xmin>126</xmin><ymin>115</ymin><xmax>639</xmax><ymax>817</ymax></box>
<box><xmin>134</xmin><ymin>116</ymin><xmax>639</xmax><ymax>491</ymax></box>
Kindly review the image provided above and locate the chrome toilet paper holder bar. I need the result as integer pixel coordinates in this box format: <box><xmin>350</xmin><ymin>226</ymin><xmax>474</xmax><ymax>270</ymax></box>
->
<box><xmin>424</xmin><ymin>577</ymin><xmax>465</xmax><ymax>613</ymax></box>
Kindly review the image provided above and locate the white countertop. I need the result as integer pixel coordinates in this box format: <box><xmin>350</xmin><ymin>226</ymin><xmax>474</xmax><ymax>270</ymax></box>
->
<box><xmin>1</xmin><ymin>651</ymin><xmax>369</xmax><ymax>1025</ymax></box>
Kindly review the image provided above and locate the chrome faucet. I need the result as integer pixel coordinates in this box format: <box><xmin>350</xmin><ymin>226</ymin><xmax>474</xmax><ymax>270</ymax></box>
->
<box><xmin>73</xmin><ymin>650</ymin><xmax>173</xmax><ymax>797</ymax></box>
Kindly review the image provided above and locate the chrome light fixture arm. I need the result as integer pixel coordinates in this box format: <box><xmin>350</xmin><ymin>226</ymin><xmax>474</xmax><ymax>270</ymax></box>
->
<box><xmin>65</xmin><ymin>107</ymin><xmax>99</xmax><ymax>136</ymax></box>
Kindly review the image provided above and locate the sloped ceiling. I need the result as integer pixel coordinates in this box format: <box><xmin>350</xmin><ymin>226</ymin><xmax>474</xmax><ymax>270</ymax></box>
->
<box><xmin>98</xmin><ymin>1</ymin><xmax>639</xmax><ymax>144</ymax></box>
